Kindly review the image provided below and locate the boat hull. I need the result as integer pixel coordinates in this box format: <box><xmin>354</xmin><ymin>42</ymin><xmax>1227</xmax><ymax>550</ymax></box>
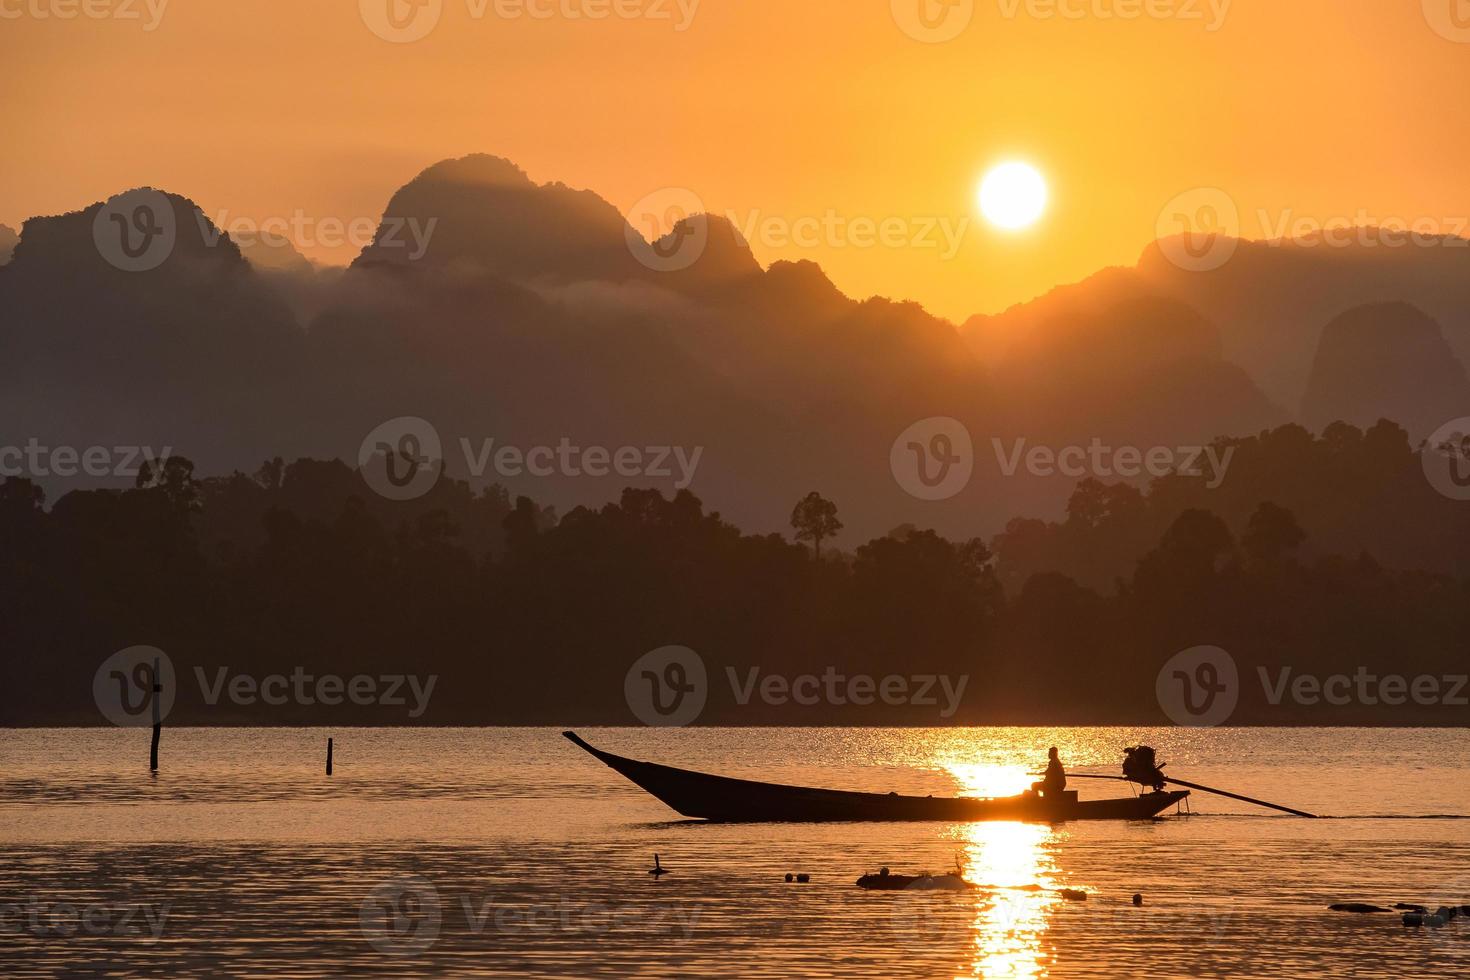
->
<box><xmin>562</xmin><ymin>732</ymin><xmax>1188</xmax><ymax>823</ymax></box>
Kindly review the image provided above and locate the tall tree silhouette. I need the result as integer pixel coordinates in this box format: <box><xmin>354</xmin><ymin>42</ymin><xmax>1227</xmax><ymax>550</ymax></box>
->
<box><xmin>790</xmin><ymin>492</ymin><xmax>842</xmax><ymax>558</ymax></box>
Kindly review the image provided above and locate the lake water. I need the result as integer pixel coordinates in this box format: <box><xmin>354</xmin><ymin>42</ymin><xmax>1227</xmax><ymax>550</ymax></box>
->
<box><xmin>2</xmin><ymin>727</ymin><xmax>1468</xmax><ymax>978</ymax></box>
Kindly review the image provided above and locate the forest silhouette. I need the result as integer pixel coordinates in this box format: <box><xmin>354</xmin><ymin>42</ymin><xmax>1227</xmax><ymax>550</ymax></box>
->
<box><xmin>4</xmin><ymin>417</ymin><xmax>1466</xmax><ymax>727</ymax></box>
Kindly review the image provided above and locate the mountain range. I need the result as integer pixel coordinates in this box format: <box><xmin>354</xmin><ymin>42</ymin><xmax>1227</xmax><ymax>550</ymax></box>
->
<box><xmin>2</xmin><ymin>154</ymin><xmax>1466</xmax><ymax>546</ymax></box>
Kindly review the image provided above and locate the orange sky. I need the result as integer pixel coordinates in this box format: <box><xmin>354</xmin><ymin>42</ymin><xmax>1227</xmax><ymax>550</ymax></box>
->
<box><xmin>4</xmin><ymin>0</ymin><xmax>1469</xmax><ymax>320</ymax></box>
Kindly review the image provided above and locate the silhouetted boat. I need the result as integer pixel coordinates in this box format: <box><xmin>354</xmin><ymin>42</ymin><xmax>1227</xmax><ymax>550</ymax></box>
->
<box><xmin>562</xmin><ymin>732</ymin><xmax>1189</xmax><ymax>823</ymax></box>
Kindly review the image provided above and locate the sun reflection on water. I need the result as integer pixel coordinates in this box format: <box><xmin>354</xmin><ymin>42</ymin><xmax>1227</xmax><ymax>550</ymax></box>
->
<box><xmin>956</xmin><ymin>821</ymin><xmax>1060</xmax><ymax>979</ymax></box>
<box><xmin>944</xmin><ymin>762</ymin><xmax>1035</xmax><ymax>800</ymax></box>
<box><xmin>933</xmin><ymin>752</ymin><xmax>1064</xmax><ymax>979</ymax></box>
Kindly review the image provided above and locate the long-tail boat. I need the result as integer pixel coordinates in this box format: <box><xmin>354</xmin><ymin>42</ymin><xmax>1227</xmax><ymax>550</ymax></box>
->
<box><xmin>562</xmin><ymin>732</ymin><xmax>1189</xmax><ymax>823</ymax></box>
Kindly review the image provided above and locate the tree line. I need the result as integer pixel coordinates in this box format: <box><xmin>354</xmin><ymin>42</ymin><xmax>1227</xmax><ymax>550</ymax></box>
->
<box><xmin>2</xmin><ymin>420</ymin><xmax>1467</xmax><ymax>726</ymax></box>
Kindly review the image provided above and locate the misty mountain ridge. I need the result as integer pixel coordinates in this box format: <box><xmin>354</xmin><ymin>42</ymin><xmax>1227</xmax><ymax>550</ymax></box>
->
<box><xmin>2</xmin><ymin>155</ymin><xmax>1466</xmax><ymax>549</ymax></box>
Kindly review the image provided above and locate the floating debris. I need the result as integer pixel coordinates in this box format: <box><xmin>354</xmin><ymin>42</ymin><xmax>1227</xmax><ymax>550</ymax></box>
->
<box><xmin>1132</xmin><ymin>893</ymin><xmax>1144</xmax><ymax>907</ymax></box>
<box><xmin>649</xmin><ymin>854</ymin><xmax>668</xmax><ymax>879</ymax></box>
<box><xmin>1059</xmin><ymin>889</ymin><xmax>1088</xmax><ymax>902</ymax></box>
<box><xmin>856</xmin><ymin>867</ymin><xmax>974</xmax><ymax>891</ymax></box>
<box><xmin>1328</xmin><ymin>903</ymin><xmax>1393</xmax><ymax>914</ymax></box>
<box><xmin>796</xmin><ymin>874</ymin><xmax>810</xmax><ymax>883</ymax></box>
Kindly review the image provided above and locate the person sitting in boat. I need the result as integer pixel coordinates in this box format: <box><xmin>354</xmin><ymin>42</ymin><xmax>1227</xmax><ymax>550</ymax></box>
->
<box><xmin>1031</xmin><ymin>747</ymin><xmax>1066</xmax><ymax>797</ymax></box>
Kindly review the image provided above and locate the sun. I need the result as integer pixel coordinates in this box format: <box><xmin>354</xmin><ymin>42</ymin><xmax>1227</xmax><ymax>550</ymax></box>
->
<box><xmin>978</xmin><ymin>161</ymin><xmax>1048</xmax><ymax>231</ymax></box>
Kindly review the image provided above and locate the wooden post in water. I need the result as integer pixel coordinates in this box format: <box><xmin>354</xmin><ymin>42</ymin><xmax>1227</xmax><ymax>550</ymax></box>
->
<box><xmin>149</xmin><ymin>655</ymin><xmax>162</xmax><ymax>773</ymax></box>
<box><xmin>326</xmin><ymin>737</ymin><xmax>334</xmax><ymax>776</ymax></box>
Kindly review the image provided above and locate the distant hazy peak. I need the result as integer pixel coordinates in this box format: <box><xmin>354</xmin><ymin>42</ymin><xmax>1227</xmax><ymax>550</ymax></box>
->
<box><xmin>10</xmin><ymin>188</ymin><xmax>246</xmax><ymax>270</ymax></box>
<box><xmin>1316</xmin><ymin>300</ymin><xmax>1438</xmax><ymax>332</ymax></box>
<box><xmin>407</xmin><ymin>153</ymin><xmax>536</xmax><ymax>190</ymax></box>
<box><xmin>1302</xmin><ymin>300</ymin><xmax>1470</xmax><ymax>439</ymax></box>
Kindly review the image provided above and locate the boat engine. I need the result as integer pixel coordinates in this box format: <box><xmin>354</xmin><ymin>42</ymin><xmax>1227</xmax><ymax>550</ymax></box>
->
<box><xmin>1123</xmin><ymin>745</ymin><xmax>1167</xmax><ymax>792</ymax></box>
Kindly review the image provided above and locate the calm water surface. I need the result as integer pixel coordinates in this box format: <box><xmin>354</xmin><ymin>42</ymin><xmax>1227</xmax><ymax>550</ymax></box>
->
<box><xmin>2</xmin><ymin>727</ymin><xmax>1468</xmax><ymax>978</ymax></box>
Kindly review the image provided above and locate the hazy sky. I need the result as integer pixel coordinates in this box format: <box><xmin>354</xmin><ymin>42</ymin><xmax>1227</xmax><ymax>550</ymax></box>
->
<box><xmin>5</xmin><ymin>0</ymin><xmax>1469</xmax><ymax>320</ymax></box>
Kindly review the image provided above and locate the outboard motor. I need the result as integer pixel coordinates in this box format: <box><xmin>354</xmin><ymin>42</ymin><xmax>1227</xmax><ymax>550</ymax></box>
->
<box><xmin>1123</xmin><ymin>746</ymin><xmax>1167</xmax><ymax>792</ymax></box>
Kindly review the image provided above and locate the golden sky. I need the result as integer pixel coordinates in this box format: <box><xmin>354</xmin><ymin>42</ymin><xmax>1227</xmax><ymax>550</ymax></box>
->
<box><xmin>4</xmin><ymin>0</ymin><xmax>1469</xmax><ymax>320</ymax></box>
